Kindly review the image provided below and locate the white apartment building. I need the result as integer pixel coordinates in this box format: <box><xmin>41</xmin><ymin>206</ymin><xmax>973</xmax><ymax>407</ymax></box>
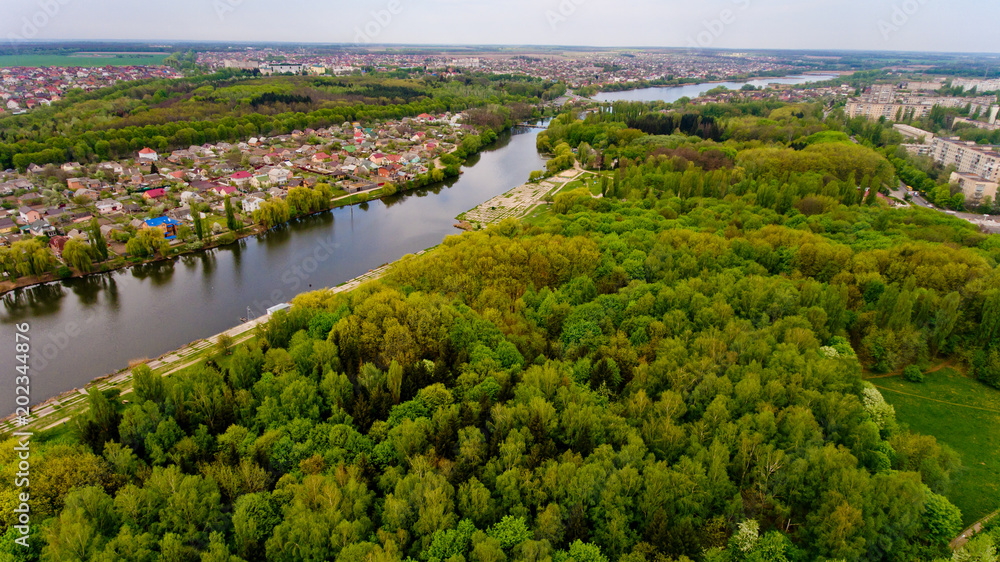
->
<box><xmin>931</xmin><ymin>138</ymin><xmax>1000</xmax><ymax>181</ymax></box>
<box><xmin>950</xmin><ymin>171</ymin><xmax>999</xmax><ymax>203</ymax></box>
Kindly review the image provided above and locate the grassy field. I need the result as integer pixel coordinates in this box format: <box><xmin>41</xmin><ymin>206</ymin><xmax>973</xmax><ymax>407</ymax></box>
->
<box><xmin>0</xmin><ymin>53</ymin><xmax>168</xmax><ymax>67</ymax></box>
<box><xmin>871</xmin><ymin>368</ymin><xmax>1000</xmax><ymax>526</ymax></box>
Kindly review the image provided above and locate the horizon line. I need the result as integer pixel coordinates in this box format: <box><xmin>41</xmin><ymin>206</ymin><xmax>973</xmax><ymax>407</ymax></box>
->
<box><xmin>2</xmin><ymin>40</ymin><xmax>1000</xmax><ymax>57</ymax></box>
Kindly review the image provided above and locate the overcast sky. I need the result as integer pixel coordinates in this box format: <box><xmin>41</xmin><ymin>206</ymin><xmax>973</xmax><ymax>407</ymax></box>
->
<box><xmin>3</xmin><ymin>0</ymin><xmax>997</xmax><ymax>53</ymax></box>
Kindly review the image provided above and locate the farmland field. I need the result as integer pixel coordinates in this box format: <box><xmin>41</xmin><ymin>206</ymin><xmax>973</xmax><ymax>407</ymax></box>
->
<box><xmin>0</xmin><ymin>52</ymin><xmax>168</xmax><ymax>67</ymax></box>
<box><xmin>872</xmin><ymin>368</ymin><xmax>1000</xmax><ymax>526</ymax></box>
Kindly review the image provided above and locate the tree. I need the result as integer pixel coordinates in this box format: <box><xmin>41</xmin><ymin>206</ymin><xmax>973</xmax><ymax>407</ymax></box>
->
<box><xmin>62</xmin><ymin>238</ymin><xmax>93</xmax><ymax>273</ymax></box>
<box><xmin>193</xmin><ymin>209</ymin><xmax>205</xmax><ymax>240</ymax></box>
<box><xmin>131</xmin><ymin>363</ymin><xmax>165</xmax><ymax>404</ymax></box>
<box><xmin>902</xmin><ymin>365</ymin><xmax>924</xmax><ymax>383</ymax></box>
<box><xmin>922</xmin><ymin>490</ymin><xmax>963</xmax><ymax>545</ymax></box>
<box><xmin>89</xmin><ymin>218</ymin><xmax>109</xmax><ymax>261</ymax></box>
<box><xmin>488</xmin><ymin>516</ymin><xmax>532</xmax><ymax>551</ymax></box>
<box><xmin>216</xmin><ymin>333</ymin><xmax>234</xmax><ymax>356</ymax></box>
<box><xmin>125</xmin><ymin>228</ymin><xmax>169</xmax><ymax>258</ymax></box>
<box><xmin>225</xmin><ymin>196</ymin><xmax>239</xmax><ymax>232</ymax></box>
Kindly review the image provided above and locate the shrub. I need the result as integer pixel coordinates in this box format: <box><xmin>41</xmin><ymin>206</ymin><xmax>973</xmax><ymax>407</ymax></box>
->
<box><xmin>902</xmin><ymin>365</ymin><xmax>924</xmax><ymax>383</ymax></box>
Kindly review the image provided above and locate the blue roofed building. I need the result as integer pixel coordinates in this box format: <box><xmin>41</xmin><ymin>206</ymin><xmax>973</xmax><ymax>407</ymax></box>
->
<box><xmin>144</xmin><ymin>216</ymin><xmax>181</xmax><ymax>240</ymax></box>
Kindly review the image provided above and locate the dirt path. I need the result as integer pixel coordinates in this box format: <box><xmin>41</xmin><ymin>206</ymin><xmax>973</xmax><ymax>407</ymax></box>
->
<box><xmin>869</xmin><ymin>383</ymin><xmax>1000</xmax><ymax>414</ymax></box>
<box><xmin>864</xmin><ymin>359</ymin><xmax>955</xmax><ymax>379</ymax></box>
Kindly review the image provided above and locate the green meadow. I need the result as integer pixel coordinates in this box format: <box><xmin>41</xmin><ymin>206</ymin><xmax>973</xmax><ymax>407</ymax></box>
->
<box><xmin>873</xmin><ymin>368</ymin><xmax>1000</xmax><ymax>527</ymax></box>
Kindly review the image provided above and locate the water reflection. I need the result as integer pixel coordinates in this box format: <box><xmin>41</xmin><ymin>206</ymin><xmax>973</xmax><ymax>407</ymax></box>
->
<box><xmin>70</xmin><ymin>274</ymin><xmax>110</xmax><ymax>306</ymax></box>
<box><xmin>131</xmin><ymin>261</ymin><xmax>177</xmax><ymax>286</ymax></box>
<box><xmin>1</xmin><ymin>283</ymin><xmax>67</xmax><ymax>321</ymax></box>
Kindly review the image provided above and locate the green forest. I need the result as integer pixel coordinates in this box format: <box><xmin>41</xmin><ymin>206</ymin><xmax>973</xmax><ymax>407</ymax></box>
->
<box><xmin>4</xmin><ymin>99</ymin><xmax>1000</xmax><ymax>562</ymax></box>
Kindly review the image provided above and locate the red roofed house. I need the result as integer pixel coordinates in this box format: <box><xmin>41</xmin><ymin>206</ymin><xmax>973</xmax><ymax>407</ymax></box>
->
<box><xmin>212</xmin><ymin>185</ymin><xmax>237</xmax><ymax>197</ymax></box>
<box><xmin>143</xmin><ymin>188</ymin><xmax>167</xmax><ymax>201</ymax></box>
<box><xmin>230</xmin><ymin>171</ymin><xmax>253</xmax><ymax>187</ymax></box>
<box><xmin>49</xmin><ymin>236</ymin><xmax>69</xmax><ymax>256</ymax></box>
<box><xmin>138</xmin><ymin>147</ymin><xmax>159</xmax><ymax>162</ymax></box>
<box><xmin>312</xmin><ymin>152</ymin><xmax>331</xmax><ymax>163</ymax></box>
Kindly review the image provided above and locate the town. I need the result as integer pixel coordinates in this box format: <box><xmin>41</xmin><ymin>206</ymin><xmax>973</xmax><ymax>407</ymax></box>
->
<box><xmin>0</xmin><ymin>65</ymin><xmax>183</xmax><ymax>114</ymax></box>
<box><xmin>0</xmin><ymin>110</ymin><xmax>473</xmax><ymax>284</ymax></box>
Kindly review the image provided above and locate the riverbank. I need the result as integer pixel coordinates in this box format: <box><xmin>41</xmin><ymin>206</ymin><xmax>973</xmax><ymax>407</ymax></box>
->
<box><xmin>456</xmin><ymin>165</ymin><xmax>590</xmax><ymax>228</ymax></box>
<box><xmin>0</xmin><ymin>253</ymin><xmax>414</xmax><ymax>437</ymax></box>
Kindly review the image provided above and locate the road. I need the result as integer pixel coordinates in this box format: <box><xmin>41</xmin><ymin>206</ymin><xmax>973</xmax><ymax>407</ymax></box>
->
<box><xmin>893</xmin><ymin>183</ymin><xmax>1000</xmax><ymax>233</ymax></box>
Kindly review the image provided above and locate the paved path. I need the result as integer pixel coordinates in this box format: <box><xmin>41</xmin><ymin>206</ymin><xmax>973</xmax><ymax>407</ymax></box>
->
<box><xmin>951</xmin><ymin>510</ymin><xmax>999</xmax><ymax>550</ymax></box>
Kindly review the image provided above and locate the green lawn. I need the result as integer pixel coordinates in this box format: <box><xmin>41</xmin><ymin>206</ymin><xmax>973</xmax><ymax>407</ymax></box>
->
<box><xmin>0</xmin><ymin>53</ymin><xmax>168</xmax><ymax>67</ymax></box>
<box><xmin>872</xmin><ymin>368</ymin><xmax>1000</xmax><ymax>526</ymax></box>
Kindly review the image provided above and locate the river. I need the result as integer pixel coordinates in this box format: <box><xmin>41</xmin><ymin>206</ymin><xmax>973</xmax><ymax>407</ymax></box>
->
<box><xmin>1</xmin><ymin>74</ymin><xmax>839</xmax><ymax>417</ymax></box>
<box><xmin>593</xmin><ymin>74</ymin><xmax>838</xmax><ymax>103</ymax></box>
<box><xmin>0</xmin><ymin>124</ymin><xmax>549</xmax><ymax>417</ymax></box>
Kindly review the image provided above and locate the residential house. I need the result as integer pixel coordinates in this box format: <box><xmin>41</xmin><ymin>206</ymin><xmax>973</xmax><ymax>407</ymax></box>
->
<box><xmin>230</xmin><ymin>171</ymin><xmax>253</xmax><ymax>188</ymax></box>
<box><xmin>28</xmin><ymin>220</ymin><xmax>56</xmax><ymax>237</ymax></box>
<box><xmin>19</xmin><ymin>206</ymin><xmax>41</xmax><ymax>224</ymax></box>
<box><xmin>71</xmin><ymin>211</ymin><xmax>94</xmax><ymax>224</ymax></box>
<box><xmin>179</xmin><ymin>191</ymin><xmax>203</xmax><ymax>206</ymax></box>
<box><xmin>75</xmin><ymin>188</ymin><xmax>99</xmax><ymax>202</ymax></box>
<box><xmin>250</xmin><ymin>174</ymin><xmax>270</xmax><ymax>189</ymax></box>
<box><xmin>242</xmin><ymin>195</ymin><xmax>266</xmax><ymax>214</ymax></box>
<box><xmin>95</xmin><ymin>199</ymin><xmax>123</xmax><ymax>214</ymax></box>
<box><xmin>268</xmin><ymin>168</ymin><xmax>291</xmax><ymax>186</ymax></box>
<box><xmin>17</xmin><ymin>192</ymin><xmax>42</xmax><ymax>205</ymax></box>
<box><xmin>98</xmin><ymin>161</ymin><xmax>125</xmax><ymax>175</ymax></box>
<box><xmin>142</xmin><ymin>188</ymin><xmax>167</xmax><ymax>201</ymax></box>
<box><xmin>0</xmin><ymin>216</ymin><xmax>16</xmax><ymax>233</ymax></box>
<box><xmin>143</xmin><ymin>216</ymin><xmax>181</xmax><ymax>239</ymax></box>
<box><xmin>343</xmin><ymin>179</ymin><xmax>377</xmax><ymax>194</ymax></box>
<box><xmin>138</xmin><ymin>147</ymin><xmax>159</xmax><ymax>162</ymax></box>
<box><xmin>211</xmin><ymin>184</ymin><xmax>238</xmax><ymax>197</ymax></box>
